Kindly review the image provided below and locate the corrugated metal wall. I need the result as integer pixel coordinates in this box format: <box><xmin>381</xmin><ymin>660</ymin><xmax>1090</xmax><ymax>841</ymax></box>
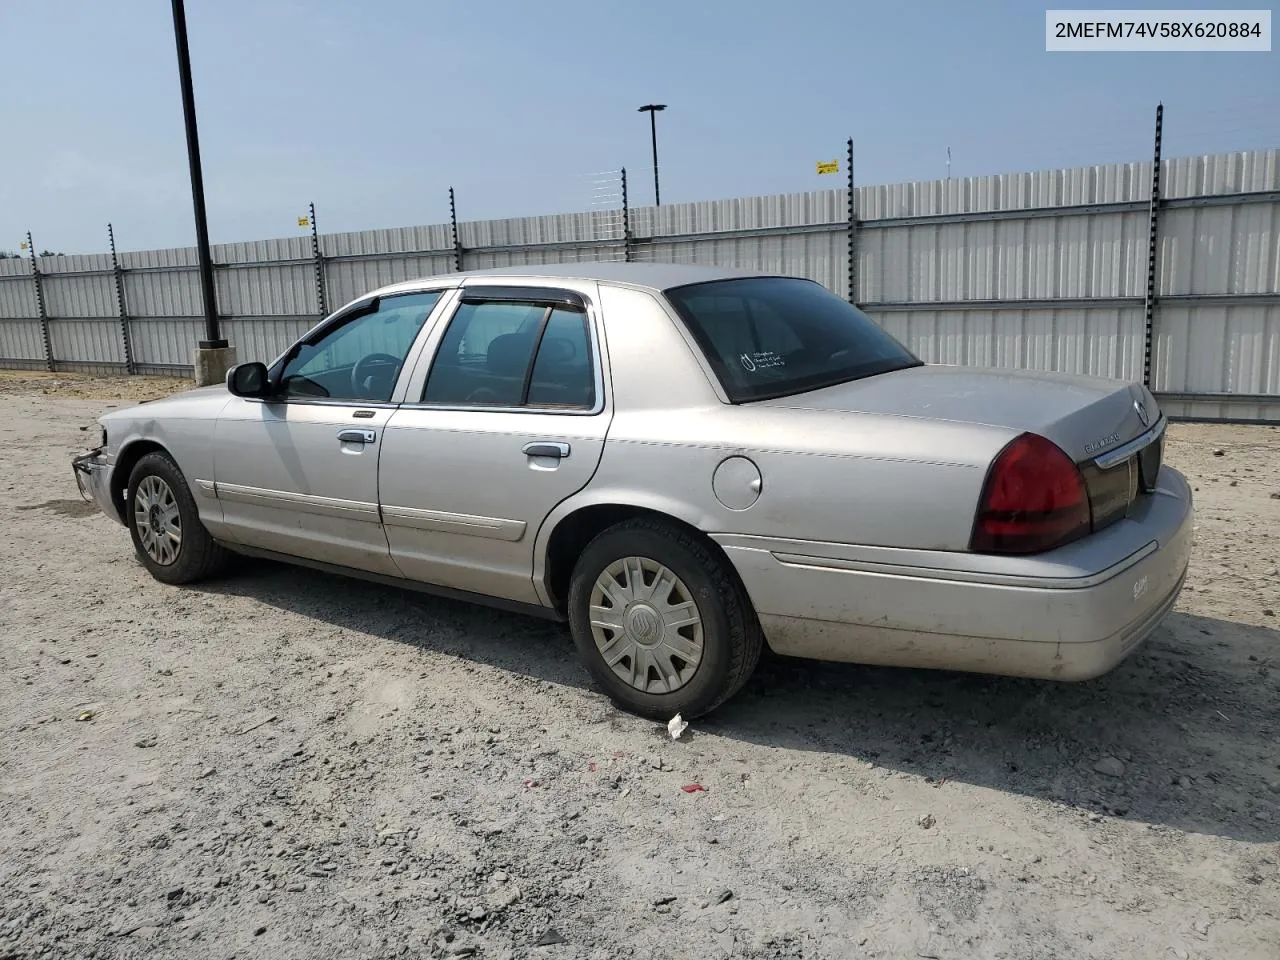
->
<box><xmin>853</xmin><ymin>152</ymin><xmax>1279</xmax><ymax>420</ymax></box>
<box><xmin>631</xmin><ymin>190</ymin><xmax>849</xmax><ymax>297</ymax></box>
<box><xmin>2</xmin><ymin>149</ymin><xmax>1276</xmax><ymax>419</ymax></box>
<box><xmin>1152</xmin><ymin>153</ymin><xmax>1280</xmax><ymax>418</ymax></box>
<box><xmin>0</xmin><ymin>259</ymin><xmax>43</xmax><ymax>364</ymax></box>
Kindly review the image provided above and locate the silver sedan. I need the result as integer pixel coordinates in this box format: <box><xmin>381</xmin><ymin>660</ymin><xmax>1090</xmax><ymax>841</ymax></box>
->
<box><xmin>73</xmin><ymin>264</ymin><xmax>1194</xmax><ymax>717</ymax></box>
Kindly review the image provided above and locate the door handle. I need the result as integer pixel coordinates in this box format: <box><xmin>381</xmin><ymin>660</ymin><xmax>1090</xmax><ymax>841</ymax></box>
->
<box><xmin>338</xmin><ymin>428</ymin><xmax>377</xmax><ymax>444</ymax></box>
<box><xmin>523</xmin><ymin>441</ymin><xmax>570</xmax><ymax>459</ymax></box>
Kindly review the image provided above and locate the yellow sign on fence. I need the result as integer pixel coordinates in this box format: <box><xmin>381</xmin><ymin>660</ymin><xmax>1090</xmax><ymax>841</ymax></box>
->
<box><xmin>297</xmin><ymin>216</ymin><xmax>310</xmax><ymax>228</ymax></box>
<box><xmin>816</xmin><ymin>160</ymin><xmax>839</xmax><ymax>175</ymax></box>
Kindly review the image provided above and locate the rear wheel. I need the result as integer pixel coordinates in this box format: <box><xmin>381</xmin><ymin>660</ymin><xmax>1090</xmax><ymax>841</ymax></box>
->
<box><xmin>127</xmin><ymin>451</ymin><xmax>229</xmax><ymax>585</ymax></box>
<box><xmin>567</xmin><ymin>518</ymin><xmax>763</xmax><ymax>719</ymax></box>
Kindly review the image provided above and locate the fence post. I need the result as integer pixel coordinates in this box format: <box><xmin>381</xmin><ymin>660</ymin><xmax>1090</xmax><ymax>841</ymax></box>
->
<box><xmin>846</xmin><ymin>138</ymin><xmax>859</xmax><ymax>306</ymax></box>
<box><xmin>309</xmin><ymin>201</ymin><xmax>328</xmax><ymax>317</ymax></box>
<box><xmin>26</xmin><ymin>232</ymin><xmax>54</xmax><ymax>372</ymax></box>
<box><xmin>621</xmin><ymin>167</ymin><xmax>633</xmax><ymax>262</ymax></box>
<box><xmin>449</xmin><ymin>186</ymin><xmax>464</xmax><ymax>272</ymax></box>
<box><xmin>1141</xmin><ymin>103</ymin><xmax>1164</xmax><ymax>389</ymax></box>
<box><xmin>107</xmin><ymin>223</ymin><xmax>136</xmax><ymax>374</ymax></box>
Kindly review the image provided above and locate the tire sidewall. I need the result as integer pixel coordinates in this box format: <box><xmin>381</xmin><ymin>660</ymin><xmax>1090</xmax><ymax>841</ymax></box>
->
<box><xmin>567</xmin><ymin>524</ymin><xmax>736</xmax><ymax>718</ymax></box>
<box><xmin>126</xmin><ymin>452</ymin><xmax>204</xmax><ymax>584</ymax></box>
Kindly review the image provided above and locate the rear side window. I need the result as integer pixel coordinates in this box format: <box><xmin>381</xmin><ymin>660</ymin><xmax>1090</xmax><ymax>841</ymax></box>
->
<box><xmin>664</xmin><ymin>277</ymin><xmax>920</xmax><ymax>402</ymax></box>
<box><xmin>423</xmin><ymin>301</ymin><xmax>595</xmax><ymax>409</ymax></box>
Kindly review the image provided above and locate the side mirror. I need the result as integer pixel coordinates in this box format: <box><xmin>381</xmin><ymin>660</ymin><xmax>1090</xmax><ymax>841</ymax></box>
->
<box><xmin>226</xmin><ymin>362</ymin><xmax>270</xmax><ymax>398</ymax></box>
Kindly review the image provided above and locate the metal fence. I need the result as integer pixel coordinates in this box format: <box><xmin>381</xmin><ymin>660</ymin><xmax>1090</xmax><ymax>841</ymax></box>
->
<box><xmin>2</xmin><ymin>146</ymin><xmax>1277</xmax><ymax>422</ymax></box>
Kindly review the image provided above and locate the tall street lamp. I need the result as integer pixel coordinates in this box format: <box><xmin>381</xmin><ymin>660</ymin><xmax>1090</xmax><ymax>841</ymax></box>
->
<box><xmin>637</xmin><ymin>104</ymin><xmax>666</xmax><ymax>206</ymax></box>
<box><xmin>171</xmin><ymin>0</ymin><xmax>235</xmax><ymax>385</ymax></box>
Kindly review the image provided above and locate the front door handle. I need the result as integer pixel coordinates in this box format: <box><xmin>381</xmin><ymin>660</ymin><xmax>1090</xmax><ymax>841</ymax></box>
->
<box><xmin>338</xmin><ymin>428</ymin><xmax>377</xmax><ymax>445</ymax></box>
<box><xmin>523</xmin><ymin>441</ymin><xmax>570</xmax><ymax>459</ymax></box>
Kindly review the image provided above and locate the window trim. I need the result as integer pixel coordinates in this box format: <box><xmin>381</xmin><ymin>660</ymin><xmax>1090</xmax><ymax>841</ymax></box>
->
<box><xmin>410</xmin><ymin>292</ymin><xmax>605</xmax><ymax>416</ymax></box>
<box><xmin>458</xmin><ymin>285</ymin><xmax>588</xmax><ymax>309</ymax></box>
<box><xmin>517</xmin><ymin>305</ymin><xmax>555</xmax><ymax>406</ymax></box>
<box><xmin>262</xmin><ymin>289</ymin><xmax>451</xmax><ymax>407</ymax></box>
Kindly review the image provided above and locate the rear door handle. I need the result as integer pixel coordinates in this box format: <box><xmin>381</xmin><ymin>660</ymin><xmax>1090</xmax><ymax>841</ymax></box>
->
<box><xmin>523</xmin><ymin>441</ymin><xmax>570</xmax><ymax>459</ymax></box>
<box><xmin>338</xmin><ymin>428</ymin><xmax>377</xmax><ymax>444</ymax></box>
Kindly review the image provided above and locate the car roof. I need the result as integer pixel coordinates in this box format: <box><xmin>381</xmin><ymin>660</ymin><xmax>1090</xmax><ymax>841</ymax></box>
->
<box><xmin>368</xmin><ymin>262</ymin><xmax>789</xmax><ymax>299</ymax></box>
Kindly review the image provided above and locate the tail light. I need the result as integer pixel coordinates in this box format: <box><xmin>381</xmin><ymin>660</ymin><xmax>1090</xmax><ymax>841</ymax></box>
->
<box><xmin>971</xmin><ymin>433</ymin><xmax>1090</xmax><ymax>555</ymax></box>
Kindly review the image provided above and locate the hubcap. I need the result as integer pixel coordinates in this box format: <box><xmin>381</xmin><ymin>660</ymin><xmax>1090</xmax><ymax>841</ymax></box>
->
<box><xmin>588</xmin><ymin>556</ymin><xmax>704</xmax><ymax>694</ymax></box>
<box><xmin>134</xmin><ymin>475</ymin><xmax>182</xmax><ymax>566</ymax></box>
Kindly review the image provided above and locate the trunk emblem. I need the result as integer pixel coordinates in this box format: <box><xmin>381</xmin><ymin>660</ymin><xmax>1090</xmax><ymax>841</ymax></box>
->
<box><xmin>1134</xmin><ymin>399</ymin><xmax>1151</xmax><ymax>427</ymax></box>
<box><xmin>1084</xmin><ymin>433</ymin><xmax>1121</xmax><ymax>454</ymax></box>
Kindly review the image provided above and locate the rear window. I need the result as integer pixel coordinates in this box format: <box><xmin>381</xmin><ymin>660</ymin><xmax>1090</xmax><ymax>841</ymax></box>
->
<box><xmin>664</xmin><ymin>277</ymin><xmax>920</xmax><ymax>402</ymax></box>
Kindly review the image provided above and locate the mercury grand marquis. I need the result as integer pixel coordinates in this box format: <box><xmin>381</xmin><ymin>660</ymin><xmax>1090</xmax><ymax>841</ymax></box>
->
<box><xmin>73</xmin><ymin>264</ymin><xmax>1194</xmax><ymax>717</ymax></box>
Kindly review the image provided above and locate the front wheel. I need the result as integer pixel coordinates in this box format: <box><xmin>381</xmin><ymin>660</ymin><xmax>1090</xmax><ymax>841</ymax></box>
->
<box><xmin>566</xmin><ymin>518</ymin><xmax>763</xmax><ymax>719</ymax></box>
<box><xmin>127</xmin><ymin>451</ymin><xmax>229</xmax><ymax>585</ymax></box>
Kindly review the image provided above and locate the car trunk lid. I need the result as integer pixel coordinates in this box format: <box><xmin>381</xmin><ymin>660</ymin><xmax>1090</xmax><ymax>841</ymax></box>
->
<box><xmin>761</xmin><ymin>363</ymin><xmax>1165</xmax><ymax>539</ymax></box>
<box><xmin>760</xmin><ymin>364</ymin><xmax>1159</xmax><ymax>463</ymax></box>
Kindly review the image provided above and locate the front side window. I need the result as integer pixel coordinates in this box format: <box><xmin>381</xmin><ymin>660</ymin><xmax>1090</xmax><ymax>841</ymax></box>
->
<box><xmin>423</xmin><ymin>300</ymin><xmax>595</xmax><ymax>409</ymax></box>
<box><xmin>279</xmin><ymin>291</ymin><xmax>442</xmax><ymax>402</ymax></box>
<box><xmin>664</xmin><ymin>277</ymin><xmax>920</xmax><ymax>402</ymax></box>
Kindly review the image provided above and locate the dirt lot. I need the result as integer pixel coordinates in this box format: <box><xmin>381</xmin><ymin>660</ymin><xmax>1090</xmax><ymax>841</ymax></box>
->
<box><xmin>1</xmin><ymin>371</ymin><xmax>1278</xmax><ymax>960</ymax></box>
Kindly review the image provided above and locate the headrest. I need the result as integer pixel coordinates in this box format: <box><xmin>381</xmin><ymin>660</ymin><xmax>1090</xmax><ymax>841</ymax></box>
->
<box><xmin>487</xmin><ymin>333</ymin><xmax>535</xmax><ymax>378</ymax></box>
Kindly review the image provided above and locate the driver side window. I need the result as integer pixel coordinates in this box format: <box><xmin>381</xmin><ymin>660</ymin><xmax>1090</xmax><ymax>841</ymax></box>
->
<box><xmin>280</xmin><ymin>291</ymin><xmax>442</xmax><ymax>402</ymax></box>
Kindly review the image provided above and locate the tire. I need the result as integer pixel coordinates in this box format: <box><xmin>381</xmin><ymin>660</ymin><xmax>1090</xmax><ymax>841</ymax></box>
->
<box><xmin>567</xmin><ymin>517</ymin><xmax>763</xmax><ymax>719</ymax></box>
<box><xmin>126</xmin><ymin>451</ymin><xmax>230</xmax><ymax>585</ymax></box>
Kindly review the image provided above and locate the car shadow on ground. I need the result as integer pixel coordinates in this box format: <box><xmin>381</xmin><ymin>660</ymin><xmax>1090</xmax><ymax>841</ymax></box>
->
<box><xmin>195</xmin><ymin>557</ymin><xmax>1280</xmax><ymax>844</ymax></box>
<box><xmin>714</xmin><ymin>611</ymin><xmax>1280</xmax><ymax>845</ymax></box>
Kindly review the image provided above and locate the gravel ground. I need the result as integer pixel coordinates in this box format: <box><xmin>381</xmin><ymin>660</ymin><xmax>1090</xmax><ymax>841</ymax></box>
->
<box><xmin>1</xmin><ymin>371</ymin><xmax>1278</xmax><ymax>960</ymax></box>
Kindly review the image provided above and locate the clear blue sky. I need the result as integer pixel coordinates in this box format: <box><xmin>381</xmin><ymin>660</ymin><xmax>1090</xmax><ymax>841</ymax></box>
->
<box><xmin>1</xmin><ymin>0</ymin><xmax>1276</xmax><ymax>253</ymax></box>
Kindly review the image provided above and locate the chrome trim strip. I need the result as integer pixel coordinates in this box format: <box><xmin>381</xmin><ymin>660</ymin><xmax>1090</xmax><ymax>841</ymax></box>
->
<box><xmin>381</xmin><ymin>504</ymin><xmax>527</xmax><ymax>541</ymax></box>
<box><xmin>1094</xmin><ymin>417</ymin><xmax>1166</xmax><ymax>470</ymax></box>
<box><xmin>241</xmin><ymin>398</ymin><xmax>399</xmax><ymax>410</ymax></box>
<box><xmin>396</xmin><ymin>402</ymin><xmax>605</xmax><ymax>417</ymax></box>
<box><xmin>194</xmin><ymin>479</ymin><xmax>217</xmax><ymax>498</ymax></box>
<box><xmin>769</xmin><ymin>541</ymin><xmax>1158</xmax><ymax>590</ymax></box>
<box><xmin>215</xmin><ymin>482</ymin><xmax>379</xmax><ymax>521</ymax></box>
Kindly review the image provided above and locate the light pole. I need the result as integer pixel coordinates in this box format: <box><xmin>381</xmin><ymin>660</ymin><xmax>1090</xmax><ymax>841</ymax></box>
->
<box><xmin>171</xmin><ymin>0</ymin><xmax>234</xmax><ymax>384</ymax></box>
<box><xmin>637</xmin><ymin>104</ymin><xmax>666</xmax><ymax>206</ymax></box>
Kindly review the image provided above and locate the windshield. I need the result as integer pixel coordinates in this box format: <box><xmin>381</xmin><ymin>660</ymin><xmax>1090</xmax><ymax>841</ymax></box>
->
<box><xmin>664</xmin><ymin>277</ymin><xmax>921</xmax><ymax>402</ymax></box>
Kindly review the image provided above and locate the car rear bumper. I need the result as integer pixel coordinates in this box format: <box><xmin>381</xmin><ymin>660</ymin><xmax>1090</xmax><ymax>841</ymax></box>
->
<box><xmin>72</xmin><ymin>449</ymin><xmax>123</xmax><ymax>525</ymax></box>
<box><xmin>715</xmin><ymin>466</ymin><xmax>1194</xmax><ymax>681</ymax></box>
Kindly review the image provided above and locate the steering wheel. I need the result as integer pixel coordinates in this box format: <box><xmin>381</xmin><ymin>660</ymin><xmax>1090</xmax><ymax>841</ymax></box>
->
<box><xmin>350</xmin><ymin>353</ymin><xmax>401</xmax><ymax>399</ymax></box>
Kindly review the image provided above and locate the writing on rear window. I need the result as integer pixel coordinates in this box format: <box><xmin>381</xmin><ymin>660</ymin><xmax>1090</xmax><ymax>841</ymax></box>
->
<box><xmin>740</xmin><ymin>351</ymin><xmax>785</xmax><ymax>372</ymax></box>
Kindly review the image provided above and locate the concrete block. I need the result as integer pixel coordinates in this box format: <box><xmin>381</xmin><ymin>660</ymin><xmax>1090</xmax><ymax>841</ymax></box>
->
<box><xmin>193</xmin><ymin>345</ymin><xmax>237</xmax><ymax>387</ymax></box>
